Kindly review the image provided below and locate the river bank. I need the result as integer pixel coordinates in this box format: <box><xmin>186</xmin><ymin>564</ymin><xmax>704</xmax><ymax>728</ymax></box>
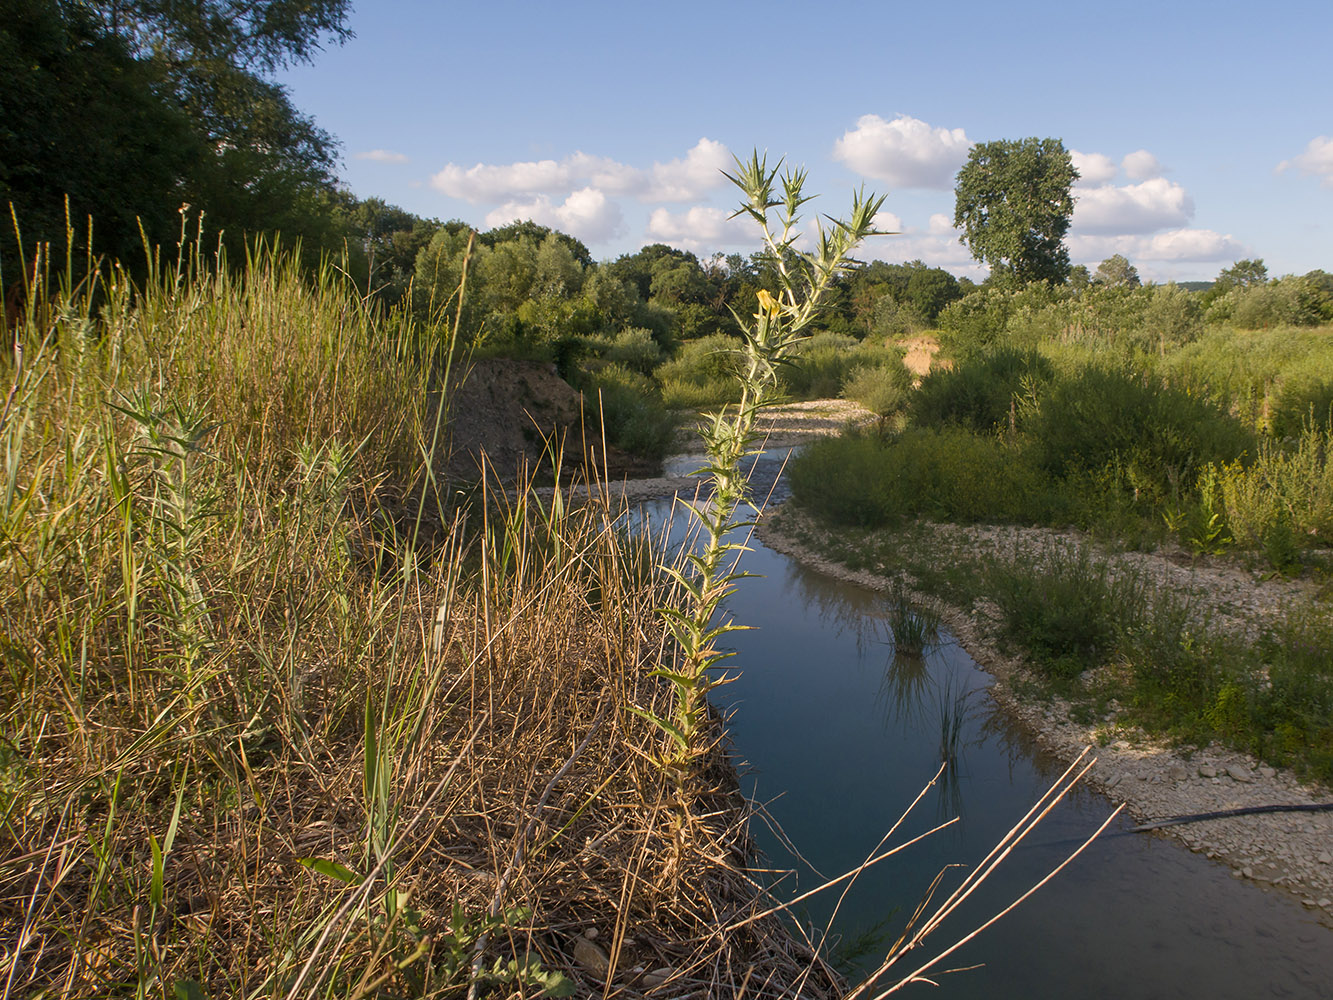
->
<box><xmin>756</xmin><ymin>503</ymin><xmax>1333</xmax><ymax>920</ymax></box>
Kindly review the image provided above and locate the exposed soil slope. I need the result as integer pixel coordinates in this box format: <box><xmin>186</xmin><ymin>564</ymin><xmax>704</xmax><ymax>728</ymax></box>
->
<box><xmin>445</xmin><ymin>358</ymin><xmax>660</xmax><ymax>482</ymax></box>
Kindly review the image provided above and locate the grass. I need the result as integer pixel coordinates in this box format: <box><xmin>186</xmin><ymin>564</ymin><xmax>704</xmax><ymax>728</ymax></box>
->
<box><xmin>0</xmin><ymin>237</ymin><xmax>838</xmax><ymax>999</ymax></box>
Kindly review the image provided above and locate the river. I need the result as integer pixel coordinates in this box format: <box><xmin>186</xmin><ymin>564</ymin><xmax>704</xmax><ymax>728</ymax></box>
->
<box><xmin>637</xmin><ymin>450</ymin><xmax>1333</xmax><ymax>998</ymax></box>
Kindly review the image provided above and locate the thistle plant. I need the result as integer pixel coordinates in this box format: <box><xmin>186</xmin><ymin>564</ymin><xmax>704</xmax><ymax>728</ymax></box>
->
<box><xmin>638</xmin><ymin>153</ymin><xmax>885</xmax><ymax>808</ymax></box>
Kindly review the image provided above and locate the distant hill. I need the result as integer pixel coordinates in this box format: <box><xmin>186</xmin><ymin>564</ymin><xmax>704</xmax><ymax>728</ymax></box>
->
<box><xmin>1176</xmin><ymin>281</ymin><xmax>1214</xmax><ymax>292</ymax></box>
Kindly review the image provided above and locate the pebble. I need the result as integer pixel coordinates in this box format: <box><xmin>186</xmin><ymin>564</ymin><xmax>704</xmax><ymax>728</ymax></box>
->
<box><xmin>573</xmin><ymin>937</ymin><xmax>610</xmax><ymax>980</ymax></box>
<box><xmin>643</xmin><ymin>967</ymin><xmax>674</xmax><ymax>988</ymax></box>
<box><xmin>1198</xmin><ymin>765</ymin><xmax>1218</xmax><ymax>778</ymax></box>
<box><xmin>1318</xmin><ymin>854</ymin><xmax>1332</xmax><ymax>865</ymax></box>
<box><xmin>1227</xmin><ymin>764</ymin><xmax>1254</xmax><ymax>783</ymax></box>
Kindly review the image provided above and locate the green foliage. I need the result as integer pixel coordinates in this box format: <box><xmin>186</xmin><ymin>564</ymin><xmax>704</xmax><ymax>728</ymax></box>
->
<box><xmin>0</xmin><ymin>0</ymin><xmax>201</xmax><ymax>262</ymax></box>
<box><xmin>575</xmin><ymin>362</ymin><xmax>677</xmax><ymax>459</ymax></box>
<box><xmin>987</xmin><ymin>544</ymin><xmax>1145</xmax><ymax>679</ymax></box>
<box><xmin>1092</xmin><ymin>255</ymin><xmax>1140</xmax><ymax>288</ymax></box>
<box><xmin>790</xmin><ymin>427</ymin><xmax>1056</xmax><ymax>527</ymax></box>
<box><xmin>656</xmin><ymin>334</ymin><xmax>745</xmax><ymax>408</ymax></box>
<box><xmin>910</xmin><ymin>347</ymin><xmax>1054</xmax><ymax>433</ymax></box>
<box><xmin>954</xmin><ymin>137</ymin><xmax>1078</xmax><ymax>285</ymax></box>
<box><xmin>601</xmin><ymin>326</ymin><xmax>663</xmax><ymax>374</ymax></box>
<box><xmin>1025</xmin><ymin>366</ymin><xmax>1253</xmax><ymax>507</ymax></box>
<box><xmin>1215</xmin><ymin>421</ymin><xmax>1333</xmax><ymax>555</ymax></box>
<box><xmin>842</xmin><ymin>360</ymin><xmax>914</xmax><ymax>420</ymax></box>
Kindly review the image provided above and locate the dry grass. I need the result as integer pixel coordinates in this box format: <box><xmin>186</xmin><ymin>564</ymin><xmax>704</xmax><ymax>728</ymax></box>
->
<box><xmin>0</xmin><ymin>241</ymin><xmax>842</xmax><ymax>999</ymax></box>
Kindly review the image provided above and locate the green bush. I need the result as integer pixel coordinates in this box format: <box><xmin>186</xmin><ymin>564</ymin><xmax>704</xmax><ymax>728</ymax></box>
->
<box><xmin>789</xmin><ymin>426</ymin><xmax>1058</xmax><ymax>527</ymax></box>
<box><xmin>576</xmin><ymin>363</ymin><xmax>677</xmax><ymax>459</ymax></box>
<box><xmin>603</xmin><ymin>326</ymin><xmax>663</xmax><ymax>374</ymax></box>
<box><xmin>842</xmin><ymin>359</ymin><xmax>913</xmax><ymax>419</ymax></box>
<box><xmin>987</xmin><ymin>543</ymin><xmax>1146</xmax><ymax>679</ymax></box>
<box><xmin>1026</xmin><ymin>366</ymin><xmax>1253</xmax><ymax>507</ymax></box>
<box><xmin>1217</xmin><ymin>421</ymin><xmax>1333</xmax><ymax>551</ymax></box>
<box><xmin>780</xmin><ymin>332</ymin><xmax>861</xmax><ymax>398</ymax></box>
<box><xmin>910</xmin><ymin>347</ymin><xmax>1054</xmax><ymax>433</ymax></box>
<box><xmin>654</xmin><ymin>334</ymin><xmax>744</xmax><ymax>408</ymax></box>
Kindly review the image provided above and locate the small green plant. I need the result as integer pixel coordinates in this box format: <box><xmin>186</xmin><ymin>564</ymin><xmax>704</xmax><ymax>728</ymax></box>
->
<box><xmin>633</xmin><ymin>152</ymin><xmax>884</xmax><ymax>818</ymax></box>
<box><xmin>885</xmin><ymin>581</ymin><xmax>939</xmax><ymax>657</ymax></box>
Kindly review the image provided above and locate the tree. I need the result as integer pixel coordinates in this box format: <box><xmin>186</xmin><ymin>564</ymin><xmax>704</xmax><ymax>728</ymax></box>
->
<box><xmin>1215</xmin><ymin>258</ymin><xmax>1268</xmax><ymax>290</ymax></box>
<box><xmin>2</xmin><ymin>0</ymin><xmax>352</xmax><ymax>267</ymax></box>
<box><xmin>1</xmin><ymin>1</ymin><xmax>200</xmax><ymax>265</ymax></box>
<box><xmin>1092</xmin><ymin>254</ymin><xmax>1141</xmax><ymax>288</ymax></box>
<box><xmin>954</xmin><ymin>138</ymin><xmax>1078</xmax><ymax>285</ymax></box>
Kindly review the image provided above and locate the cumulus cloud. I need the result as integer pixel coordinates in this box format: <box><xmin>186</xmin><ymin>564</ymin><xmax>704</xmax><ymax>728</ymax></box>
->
<box><xmin>645</xmin><ymin>206</ymin><xmax>752</xmax><ymax>252</ymax></box>
<box><xmin>355</xmin><ymin>149</ymin><xmax>409</xmax><ymax>164</ymax></box>
<box><xmin>1277</xmin><ymin>136</ymin><xmax>1333</xmax><ymax>188</ymax></box>
<box><xmin>641</xmin><ymin>139</ymin><xmax>733</xmax><ymax>201</ymax></box>
<box><xmin>928</xmin><ymin>213</ymin><xmax>956</xmax><ymax>236</ymax></box>
<box><xmin>832</xmin><ymin>114</ymin><xmax>971</xmax><ymax>189</ymax></box>
<box><xmin>1137</xmin><ymin>228</ymin><xmax>1244</xmax><ymax>261</ymax></box>
<box><xmin>1072</xmin><ymin>177</ymin><xmax>1194</xmax><ymax>234</ymax></box>
<box><xmin>1071</xmin><ymin>150</ymin><xmax>1118</xmax><ymax>185</ymax></box>
<box><xmin>1070</xmin><ymin>228</ymin><xmax>1243</xmax><ymax>265</ymax></box>
<box><xmin>431</xmin><ymin>139</ymin><xmax>731</xmax><ymax>203</ymax></box>
<box><xmin>1122</xmin><ymin>149</ymin><xmax>1163</xmax><ymax>180</ymax></box>
<box><xmin>484</xmin><ymin>188</ymin><xmax>624</xmax><ymax>244</ymax></box>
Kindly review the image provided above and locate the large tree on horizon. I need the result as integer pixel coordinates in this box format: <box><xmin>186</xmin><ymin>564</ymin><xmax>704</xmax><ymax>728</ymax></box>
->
<box><xmin>954</xmin><ymin>137</ymin><xmax>1078</xmax><ymax>286</ymax></box>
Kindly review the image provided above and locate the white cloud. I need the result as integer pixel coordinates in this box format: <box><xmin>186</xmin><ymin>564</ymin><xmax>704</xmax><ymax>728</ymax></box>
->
<box><xmin>832</xmin><ymin>114</ymin><xmax>971</xmax><ymax>189</ymax></box>
<box><xmin>645</xmin><ymin>206</ymin><xmax>747</xmax><ymax>252</ymax></box>
<box><xmin>1122</xmin><ymin>149</ymin><xmax>1163</xmax><ymax>180</ymax></box>
<box><xmin>355</xmin><ymin>149</ymin><xmax>409</xmax><ymax>164</ymax></box>
<box><xmin>1137</xmin><ymin>228</ymin><xmax>1244</xmax><ymax>261</ymax></box>
<box><xmin>928</xmin><ymin>213</ymin><xmax>956</xmax><ymax>236</ymax></box>
<box><xmin>1070</xmin><ymin>228</ymin><xmax>1244</xmax><ymax>265</ymax></box>
<box><xmin>430</xmin><ymin>139</ymin><xmax>731</xmax><ymax>204</ymax></box>
<box><xmin>642</xmin><ymin>139</ymin><xmax>733</xmax><ymax>201</ymax></box>
<box><xmin>1073</xmin><ymin>177</ymin><xmax>1194</xmax><ymax>234</ymax></box>
<box><xmin>433</xmin><ymin>159</ymin><xmax>573</xmax><ymax>201</ymax></box>
<box><xmin>1277</xmin><ymin>136</ymin><xmax>1333</xmax><ymax>188</ymax></box>
<box><xmin>484</xmin><ymin>188</ymin><xmax>625</xmax><ymax>244</ymax></box>
<box><xmin>1071</xmin><ymin>150</ymin><xmax>1118</xmax><ymax>185</ymax></box>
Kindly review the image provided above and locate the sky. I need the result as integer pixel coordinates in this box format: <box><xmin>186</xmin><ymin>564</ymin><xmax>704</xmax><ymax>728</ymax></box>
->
<box><xmin>279</xmin><ymin>0</ymin><xmax>1333</xmax><ymax>282</ymax></box>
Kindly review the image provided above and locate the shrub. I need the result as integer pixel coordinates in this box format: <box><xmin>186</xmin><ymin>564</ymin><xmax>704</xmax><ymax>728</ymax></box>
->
<box><xmin>987</xmin><ymin>543</ymin><xmax>1145</xmax><ymax>679</ymax></box>
<box><xmin>655</xmin><ymin>334</ymin><xmax>744</xmax><ymax>408</ymax></box>
<box><xmin>604</xmin><ymin>326</ymin><xmax>663</xmax><ymax>374</ymax></box>
<box><xmin>909</xmin><ymin>347</ymin><xmax>1054</xmax><ymax>433</ymax></box>
<box><xmin>1217</xmin><ymin>421</ymin><xmax>1333</xmax><ymax>551</ymax></box>
<box><xmin>936</xmin><ymin>289</ymin><xmax>1012</xmax><ymax>357</ymax></box>
<box><xmin>842</xmin><ymin>359</ymin><xmax>913</xmax><ymax>420</ymax></box>
<box><xmin>789</xmin><ymin>426</ymin><xmax>1057</xmax><ymax>527</ymax></box>
<box><xmin>1026</xmin><ymin>365</ymin><xmax>1253</xmax><ymax>507</ymax></box>
<box><xmin>576</xmin><ymin>363</ymin><xmax>677</xmax><ymax>459</ymax></box>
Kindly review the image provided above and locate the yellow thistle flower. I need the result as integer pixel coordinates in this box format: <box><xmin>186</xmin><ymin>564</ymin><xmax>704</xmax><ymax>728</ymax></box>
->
<box><xmin>755</xmin><ymin>288</ymin><xmax>780</xmax><ymax>320</ymax></box>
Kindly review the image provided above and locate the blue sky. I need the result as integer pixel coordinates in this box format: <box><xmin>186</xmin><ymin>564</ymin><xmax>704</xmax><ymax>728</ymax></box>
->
<box><xmin>280</xmin><ymin>0</ymin><xmax>1332</xmax><ymax>281</ymax></box>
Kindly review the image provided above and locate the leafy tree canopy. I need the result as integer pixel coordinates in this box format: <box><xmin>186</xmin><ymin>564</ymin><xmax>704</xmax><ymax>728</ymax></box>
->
<box><xmin>1093</xmin><ymin>254</ymin><xmax>1141</xmax><ymax>288</ymax></box>
<box><xmin>954</xmin><ymin>138</ymin><xmax>1078</xmax><ymax>286</ymax></box>
<box><xmin>2</xmin><ymin>0</ymin><xmax>352</xmax><ymax>268</ymax></box>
